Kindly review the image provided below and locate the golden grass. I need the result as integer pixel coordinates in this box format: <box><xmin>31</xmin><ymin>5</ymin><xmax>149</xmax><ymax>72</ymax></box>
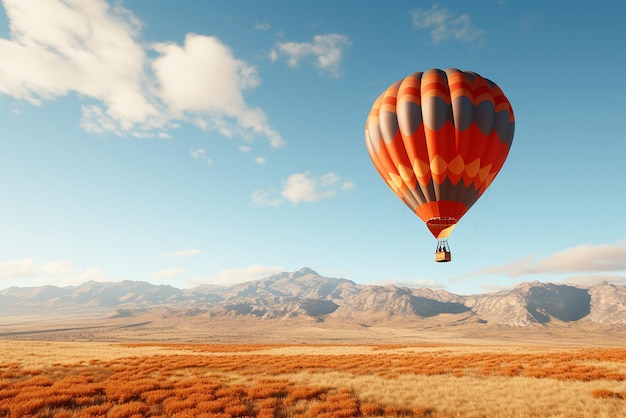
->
<box><xmin>1</xmin><ymin>341</ymin><xmax>625</xmax><ymax>417</ymax></box>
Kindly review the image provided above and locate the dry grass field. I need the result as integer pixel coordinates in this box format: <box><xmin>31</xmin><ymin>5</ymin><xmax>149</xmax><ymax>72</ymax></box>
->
<box><xmin>1</xmin><ymin>340</ymin><xmax>625</xmax><ymax>417</ymax></box>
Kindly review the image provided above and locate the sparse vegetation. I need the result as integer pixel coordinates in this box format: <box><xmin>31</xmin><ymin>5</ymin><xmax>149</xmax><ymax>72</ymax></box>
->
<box><xmin>1</xmin><ymin>341</ymin><xmax>625</xmax><ymax>417</ymax></box>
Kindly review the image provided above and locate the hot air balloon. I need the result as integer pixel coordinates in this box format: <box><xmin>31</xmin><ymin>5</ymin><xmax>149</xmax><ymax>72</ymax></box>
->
<box><xmin>365</xmin><ymin>68</ymin><xmax>515</xmax><ymax>262</ymax></box>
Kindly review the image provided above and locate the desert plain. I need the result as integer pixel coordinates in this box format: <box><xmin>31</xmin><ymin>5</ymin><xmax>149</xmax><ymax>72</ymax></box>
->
<box><xmin>1</xmin><ymin>311</ymin><xmax>625</xmax><ymax>417</ymax></box>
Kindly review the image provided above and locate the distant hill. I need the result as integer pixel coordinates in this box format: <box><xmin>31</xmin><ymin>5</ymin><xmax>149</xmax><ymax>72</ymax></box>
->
<box><xmin>1</xmin><ymin>267</ymin><xmax>625</xmax><ymax>327</ymax></box>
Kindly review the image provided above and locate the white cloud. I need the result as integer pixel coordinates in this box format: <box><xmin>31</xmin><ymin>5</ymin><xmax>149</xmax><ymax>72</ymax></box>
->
<box><xmin>1</xmin><ymin>0</ymin><xmax>156</xmax><ymax>125</ymax></box>
<box><xmin>411</xmin><ymin>4</ymin><xmax>485</xmax><ymax>45</ymax></box>
<box><xmin>282</xmin><ymin>172</ymin><xmax>354</xmax><ymax>204</ymax></box>
<box><xmin>0</xmin><ymin>258</ymin><xmax>111</xmax><ymax>288</ymax></box>
<box><xmin>0</xmin><ymin>0</ymin><xmax>284</xmax><ymax>148</ymax></box>
<box><xmin>153</xmin><ymin>34</ymin><xmax>257</xmax><ymax>112</ymax></box>
<box><xmin>560</xmin><ymin>274</ymin><xmax>626</xmax><ymax>287</ymax></box>
<box><xmin>151</xmin><ymin>33</ymin><xmax>285</xmax><ymax>148</ymax></box>
<box><xmin>273</xmin><ymin>34</ymin><xmax>351</xmax><ymax>78</ymax></box>
<box><xmin>190</xmin><ymin>147</ymin><xmax>212</xmax><ymax>165</ymax></box>
<box><xmin>533</xmin><ymin>243</ymin><xmax>626</xmax><ymax>273</ymax></box>
<box><xmin>282</xmin><ymin>173</ymin><xmax>332</xmax><ymax>203</ymax></box>
<box><xmin>254</xmin><ymin>22</ymin><xmax>271</xmax><ymax>31</ymax></box>
<box><xmin>41</xmin><ymin>260</ymin><xmax>76</xmax><ymax>276</ymax></box>
<box><xmin>208</xmin><ymin>265</ymin><xmax>284</xmax><ymax>286</ymax></box>
<box><xmin>190</xmin><ymin>147</ymin><xmax>206</xmax><ymax>159</ymax></box>
<box><xmin>269</xmin><ymin>49</ymin><xmax>278</xmax><ymax>62</ymax></box>
<box><xmin>254</xmin><ymin>157</ymin><xmax>266</xmax><ymax>165</ymax></box>
<box><xmin>251</xmin><ymin>172</ymin><xmax>354</xmax><ymax>206</ymax></box>
<box><xmin>0</xmin><ymin>258</ymin><xmax>38</xmax><ymax>279</ymax></box>
<box><xmin>250</xmin><ymin>189</ymin><xmax>283</xmax><ymax>207</ymax></box>
<box><xmin>162</xmin><ymin>249</ymin><xmax>202</xmax><ymax>258</ymax></box>
<box><xmin>472</xmin><ymin>241</ymin><xmax>626</xmax><ymax>278</ymax></box>
<box><xmin>470</xmin><ymin>255</ymin><xmax>533</xmax><ymax>278</ymax></box>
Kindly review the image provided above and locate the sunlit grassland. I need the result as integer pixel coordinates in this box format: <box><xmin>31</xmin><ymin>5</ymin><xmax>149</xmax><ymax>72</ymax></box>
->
<box><xmin>1</xmin><ymin>341</ymin><xmax>625</xmax><ymax>417</ymax></box>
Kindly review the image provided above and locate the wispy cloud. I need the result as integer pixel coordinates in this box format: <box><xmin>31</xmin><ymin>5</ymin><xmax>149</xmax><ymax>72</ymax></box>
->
<box><xmin>162</xmin><ymin>249</ymin><xmax>202</xmax><ymax>258</ymax></box>
<box><xmin>0</xmin><ymin>258</ymin><xmax>111</xmax><ymax>288</ymax></box>
<box><xmin>271</xmin><ymin>34</ymin><xmax>351</xmax><ymax>78</ymax></box>
<box><xmin>235</xmin><ymin>146</ymin><xmax>266</xmax><ymax>165</ymax></box>
<box><xmin>206</xmin><ymin>265</ymin><xmax>284</xmax><ymax>286</ymax></box>
<box><xmin>560</xmin><ymin>274</ymin><xmax>626</xmax><ymax>287</ymax></box>
<box><xmin>471</xmin><ymin>241</ymin><xmax>626</xmax><ymax>278</ymax></box>
<box><xmin>152</xmin><ymin>34</ymin><xmax>284</xmax><ymax>148</ymax></box>
<box><xmin>250</xmin><ymin>189</ymin><xmax>283</xmax><ymax>207</ymax></box>
<box><xmin>254</xmin><ymin>22</ymin><xmax>271</xmax><ymax>31</ymax></box>
<box><xmin>0</xmin><ymin>258</ymin><xmax>38</xmax><ymax>279</ymax></box>
<box><xmin>411</xmin><ymin>4</ymin><xmax>485</xmax><ymax>45</ymax></box>
<box><xmin>190</xmin><ymin>147</ymin><xmax>212</xmax><ymax>165</ymax></box>
<box><xmin>251</xmin><ymin>172</ymin><xmax>354</xmax><ymax>206</ymax></box>
<box><xmin>0</xmin><ymin>0</ymin><xmax>284</xmax><ymax>148</ymax></box>
<box><xmin>282</xmin><ymin>173</ymin><xmax>354</xmax><ymax>203</ymax></box>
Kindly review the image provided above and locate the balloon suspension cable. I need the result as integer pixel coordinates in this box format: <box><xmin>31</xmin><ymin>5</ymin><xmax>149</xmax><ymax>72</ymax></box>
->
<box><xmin>435</xmin><ymin>239</ymin><xmax>452</xmax><ymax>263</ymax></box>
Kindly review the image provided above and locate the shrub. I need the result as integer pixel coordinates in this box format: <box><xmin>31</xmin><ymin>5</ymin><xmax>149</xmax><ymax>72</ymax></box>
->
<box><xmin>591</xmin><ymin>389</ymin><xmax>624</xmax><ymax>399</ymax></box>
<box><xmin>107</xmin><ymin>401</ymin><xmax>150</xmax><ymax>418</ymax></box>
<box><xmin>359</xmin><ymin>403</ymin><xmax>381</xmax><ymax>415</ymax></box>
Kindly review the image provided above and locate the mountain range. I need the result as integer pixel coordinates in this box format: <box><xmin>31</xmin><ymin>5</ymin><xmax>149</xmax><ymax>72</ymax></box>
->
<box><xmin>1</xmin><ymin>267</ymin><xmax>625</xmax><ymax>327</ymax></box>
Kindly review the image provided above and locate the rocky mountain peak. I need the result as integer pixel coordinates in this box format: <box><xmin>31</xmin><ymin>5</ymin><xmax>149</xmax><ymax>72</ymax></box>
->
<box><xmin>1</xmin><ymin>270</ymin><xmax>624</xmax><ymax>327</ymax></box>
<box><xmin>293</xmin><ymin>267</ymin><xmax>319</xmax><ymax>277</ymax></box>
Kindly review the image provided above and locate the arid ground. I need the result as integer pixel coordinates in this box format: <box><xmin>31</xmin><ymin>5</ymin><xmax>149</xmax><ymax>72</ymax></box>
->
<box><xmin>1</xmin><ymin>313</ymin><xmax>625</xmax><ymax>417</ymax></box>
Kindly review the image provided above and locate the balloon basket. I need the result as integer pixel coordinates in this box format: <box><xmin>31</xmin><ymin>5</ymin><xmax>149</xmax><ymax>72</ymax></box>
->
<box><xmin>435</xmin><ymin>251</ymin><xmax>452</xmax><ymax>262</ymax></box>
<box><xmin>435</xmin><ymin>239</ymin><xmax>451</xmax><ymax>262</ymax></box>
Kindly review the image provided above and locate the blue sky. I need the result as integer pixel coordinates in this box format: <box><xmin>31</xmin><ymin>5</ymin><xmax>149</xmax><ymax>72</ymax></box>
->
<box><xmin>0</xmin><ymin>0</ymin><xmax>625</xmax><ymax>295</ymax></box>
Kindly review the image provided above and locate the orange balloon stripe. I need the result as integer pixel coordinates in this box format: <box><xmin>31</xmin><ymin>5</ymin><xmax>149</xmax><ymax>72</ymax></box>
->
<box><xmin>449</xmin><ymin>86</ymin><xmax>473</xmax><ymax>101</ymax></box>
<box><xmin>367</xmin><ymin>94</ymin><xmax>381</xmax><ymax>118</ymax></box>
<box><xmin>368</xmin><ymin>135</ymin><xmax>398</xmax><ymax>186</ymax></box>
<box><xmin>448</xmin><ymin>72</ymin><xmax>473</xmax><ymax>100</ymax></box>
<box><xmin>380</xmin><ymin>100</ymin><xmax>397</xmax><ymax>114</ymax></box>
<box><xmin>396</xmin><ymin>93</ymin><xmax>420</xmax><ymax>107</ymax></box>
<box><xmin>421</xmin><ymin>88</ymin><xmax>451</xmax><ymax>104</ymax></box>
<box><xmin>365</xmin><ymin>99</ymin><xmax>399</xmax><ymax>189</ymax></box>
<box><xmin>397</xmin><ymin>78</ymin><xmax>421</xmax><ymax>99</ymax></box>
<box><xmin>403</xmin><ymin>132</ymin><xmax>430</xmax><ymax>184</ymax></box>
<box><xmin>421</xmin><ymin>72</ymin><xmax>451</xmax><ymax>103</ymax></box>
<box><xmin>398</xmin><ymin>73</ymin><xmax>423</xmax><ymax>93</ymax></box>
<box><xmin>369</xmin><ymin>93</ymin><xmax>426</xmax><ymax>206</ymax></box>
<box><xmin>398</xmin><ymin>87</ymin><xmax>421</xmax><ymax>99</ymax></box>
<box><xmin>365</xmin><ymin>132</ymin><xmax>392</xmax><ymax>187</ymax></box>
<box><xmin>447</xmin><ymin>71</ymin><xmax>470</xmax><ymax>86</ymax></box>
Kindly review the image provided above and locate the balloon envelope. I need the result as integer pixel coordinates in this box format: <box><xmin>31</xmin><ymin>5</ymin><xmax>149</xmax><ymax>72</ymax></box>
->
<box><xmin>365</xmin><ymin>68</ymin><xmax>515</xmax><ymax>239</ymax></box>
